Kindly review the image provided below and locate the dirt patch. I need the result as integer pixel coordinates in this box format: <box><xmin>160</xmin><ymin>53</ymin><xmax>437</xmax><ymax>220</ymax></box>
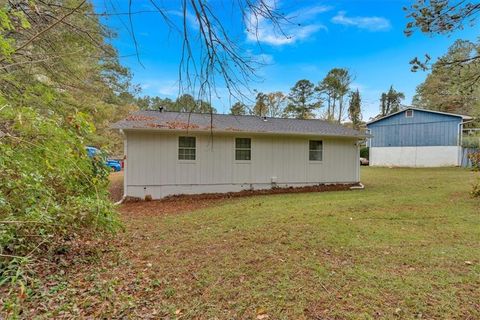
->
<box><xmin>120</xmin><ymin>197</ymin><xmax>224</xmax><ymax>217</ymax></box>
<box><xmin>161</xmin><ymin>183</ymin><xmax>357</xmax><ymax>200</ymax></box>
<box><xmin>120</xmin><ymin>183</ymin><xmax>357</xmax><ymax>217</ymax></box>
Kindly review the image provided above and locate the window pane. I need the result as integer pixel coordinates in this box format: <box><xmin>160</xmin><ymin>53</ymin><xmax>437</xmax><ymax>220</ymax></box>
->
<box><xmin>236</xmin><ymin>150</ymin><xmax>251</xmax><ymax>161</ymax></box>
<box><xmin>179</xmin><ymin>136</ymin><xmax>196</xmax><ymax>148</ymax></box>
<box><xmin>179</xmin><ymin>137</ymin><xmax>196</xmax><ymax>160</ymax></box>
<box><xmin>309</xmin><ymin>150</ymin><xmax>322</xmax><ymax>161</ymax></box>
<box><xmin>179</xmin><ymin>148</ymin><xmax>195</xmax><ymax>160</ymax></box>
<box><xmin>309</xmin><ymin>140</ymin><xmax>322</xmax><ymax>151</ymax></box>
<box><xmin>235</xmin><ymin>138</ymin><xmax>251</xmax><ymax>149</ymax></box>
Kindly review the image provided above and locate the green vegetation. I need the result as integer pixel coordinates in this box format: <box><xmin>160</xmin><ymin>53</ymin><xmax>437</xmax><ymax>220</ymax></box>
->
<box><xmin>348</xmin><ymin>89</ymin><xmax>362</xmax><ymax>129</ymax></box>
<box><xmin>379</xmin><ymin>85</ymin><xmax>405</xmax><ymax>116</ymax></box>
<box><xmin>0</xmin><ymin>1</ymin><xmax>128</xmax><ymax>308</ymax></box>
<box><xmin>6</xmin><ymin>168</ymin><xmax>479</xmax><ymax>318</ymax></box>
<box><xmin>137</xmin><ymin>94</ymin><xmax>217</xmax><ymax>113</ymax></box>
<box><xmin>413</xmin><ymin>39</ymin><xmax>480</xmax><ymax>124</ymax></box>
<box><xmin>360</xmin><ymin>146</ymin><xmax>369</xmax><ymax>159</ymax></box>
<box><xmin>0</xmin><ymin>104</ymin><xmax>120</xmax><ymax>312</ymax></box>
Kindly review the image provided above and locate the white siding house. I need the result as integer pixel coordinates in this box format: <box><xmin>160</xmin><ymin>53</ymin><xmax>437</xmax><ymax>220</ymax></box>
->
<box><xmin>112</xmin><ymin>111</ymin><xmax>366</xmax><ymax>199</ymax></box>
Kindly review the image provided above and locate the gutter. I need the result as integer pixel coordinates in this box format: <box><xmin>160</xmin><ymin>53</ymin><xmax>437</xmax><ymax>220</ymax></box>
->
<box><xmin>114</xmin><ymin>127</ymin><xmax>370</xmax><ymax>140</ymax></box>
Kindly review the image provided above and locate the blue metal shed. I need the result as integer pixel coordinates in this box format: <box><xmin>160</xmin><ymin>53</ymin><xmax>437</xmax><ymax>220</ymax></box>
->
<box><xmin>366</xmin><ymin>107</ymin><xmax>473</xmax><ymax>167</ymax></box>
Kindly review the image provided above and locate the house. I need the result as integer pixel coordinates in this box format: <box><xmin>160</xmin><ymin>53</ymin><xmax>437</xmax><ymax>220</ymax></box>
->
<box><xmin>366</xmin><ymin>107</ymin><xmax>473</xmax><ymax>167</ymax></box>
<box><xmin>112</xmin><ymin>110</ymin><xmax>367</xmax><ymax>199</ymax></box>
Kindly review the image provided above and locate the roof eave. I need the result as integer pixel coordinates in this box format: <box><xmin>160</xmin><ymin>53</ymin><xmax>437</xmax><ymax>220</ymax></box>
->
<box><xmin>366</xmin><ymin>107</ymin><xmax>473</xmax><ymax>125</ymax></box>
<box><xmin>113</xmin><ymin>127</ymin><xmax>367</xmax><ymax>139</ymax></box>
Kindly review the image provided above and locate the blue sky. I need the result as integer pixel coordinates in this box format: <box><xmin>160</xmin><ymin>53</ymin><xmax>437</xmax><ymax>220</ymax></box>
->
<box><xmin>94</xmin><ymin>0</ymin><xmax>478</xmax><ymax>120</ymax></box>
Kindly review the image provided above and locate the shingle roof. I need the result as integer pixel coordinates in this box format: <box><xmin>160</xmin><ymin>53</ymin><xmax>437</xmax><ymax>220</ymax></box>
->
<box><xmin>111</xmin><ymin>110</ymin><xmax>366</xmax><ymax>138</ymax></box>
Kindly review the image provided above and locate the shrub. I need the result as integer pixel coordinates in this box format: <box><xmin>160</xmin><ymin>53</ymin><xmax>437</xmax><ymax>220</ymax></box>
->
<box><xmin>0</xmin><ymin>104</ymin><xmax>119</xmax><ymax>308</ymax></box>
<box><xmin>360</xmin><ymin>147</ymin><xmax>369</xmax><ymax>159</ymax></box>
<box><xmin>462</xmin><ymin>136</ymin><xmax>480</xmax><ymax>149</ymax></box>
<box><xmin>467</xmin><ymin>151</ymin><xmax>480</xmax><ymax>171</ymax></box>
<box><xmin>473</xmin><ymin>179</ymin><xmax>480</xmax><ymax>198</ymax></box>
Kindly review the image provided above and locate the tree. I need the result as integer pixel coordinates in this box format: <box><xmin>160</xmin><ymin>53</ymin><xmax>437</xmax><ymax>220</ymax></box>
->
<box><xmin>230</xmin><ymin>102</ymin><xmax>247</xmax><ymax>115</ymax></box>
<box><xmin>1</xmin><ymin>1</ymin><xmax>289</xmax><ymax>102</ymax></box>
<box><xmin>253</xmin><ymin>92</ymin><xmax>269</xmax><ymax>117</ymax></box>
<box><xmin>379</xmin><ymin>86</ymin><xmax>405</xmax><ymax>116</ymax></box>
<box><xmin>318</xmin><ymin>68</ymin><xmax>353</xmax><ymax>122</ymax></box>
<box><xmin>137</xmin><ymin>96</ymin><xmax>175</xmax><ymax>111</ymax></box>
<box><xmin>284</xmin><ymin>80</ymin><xmax>320</xmax><ymax>119</ymax></box>
<box><xmin>413</xmin><ymin>39</ymin><xmax>480</xmax><ymax>120</ymax></box>
<box><xmin>405</xmin><ymin>1</ymin><xmax>480</xmax><ymax>82</ymax></box>
<box><xmin>0</xmin><ymin>0</ymin><xmax>126</xmax><ymax>299</ymax></box>
<box><xmin>405</xmin><ymin>1</ymin><xmax>480</xmax><ymax>36</ymax></box>
<box><xmin>348</xmin><ymin>89</ymin><xmax>362</xmax><ymax>128</ymax></box>
<box><xmin>265</xmin><ymin>92</ymin><xmax>287</xmax><ymax>117</ymax></box>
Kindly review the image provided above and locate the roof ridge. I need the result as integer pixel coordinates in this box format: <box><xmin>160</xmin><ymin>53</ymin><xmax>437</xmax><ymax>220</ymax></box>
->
<box><xmin>137</xmin><ymin>110</ymin><xmax>336</xmax><ymax>123</ymax></box>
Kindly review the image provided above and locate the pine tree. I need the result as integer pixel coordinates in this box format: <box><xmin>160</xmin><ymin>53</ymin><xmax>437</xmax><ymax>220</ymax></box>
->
<box><xmin>284</xmin><ymin>80</ymin><xmax>320</xmax><ymax>119</ymax></box>
<box><xmin>379</xmin><ymin>86</ymin><xmax>405</xmax><ymax>116</ymax></box>
<box><xmin>318</xmin><ymin>68</ymin><xmax>353</xmax><ymax>122</ymax></box>
<box><xmin>253</xmin><ymin>92</ymin><xmax>269</xmax><ymax>117</ymax></box>
<box><xmin>230</xmin><ymin>102</ymin><xmax>247</xmax><ymax>115</ymax></box>
<box><xmin>348</xmin><ymin>89</ymin><xmax>362</xmax><ymax>128</ymax></box>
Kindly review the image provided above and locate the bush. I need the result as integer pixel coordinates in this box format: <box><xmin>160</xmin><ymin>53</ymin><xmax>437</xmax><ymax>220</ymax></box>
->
<box><xmin>360</xmin><ymin>147</ymin><xmax>369</xmax><ymax>159</ymax></box>
<box><xmin>0</xmin><ymin>105</ymin><xmax>119</xmax><ymax>305</ymax></box>
<box><xmin>467</xmin><ymin>151</ymin><xmax>480</xmax><ymax>171</ymax></box>
<box><xmin>473</xmin><ymin>179</ymin><xmax>480</xmax><ymax>198</ymax></box>
<box><xmin>462</xmin><ymin>136</ymin><xmax>480</xmax><ymax>149</ymax></box>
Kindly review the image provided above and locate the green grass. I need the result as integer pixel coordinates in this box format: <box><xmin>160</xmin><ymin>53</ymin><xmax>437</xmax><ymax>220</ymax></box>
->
<box><xmin>18</xmin><ymin>168</ymin><xmax>480</xmax><ymax>319</ymax></box>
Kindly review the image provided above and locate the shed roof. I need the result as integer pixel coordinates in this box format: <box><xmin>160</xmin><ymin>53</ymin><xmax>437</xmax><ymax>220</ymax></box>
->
<box><xmin>111</xmin><ymin>110</ymin><xmax>366</xmax><ymax>138</ymax></box>
<box><xmin>366</xmin><ymin>107</ymin><xmax>473</xmax><ymax>125</ymax></box>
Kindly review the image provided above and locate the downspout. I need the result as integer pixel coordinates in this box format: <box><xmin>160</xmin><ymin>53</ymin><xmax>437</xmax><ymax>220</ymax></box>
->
<box><xmin>114</xmin><ymin>129</ymin><xmax>127</xmax><ymax>205</ymax></box>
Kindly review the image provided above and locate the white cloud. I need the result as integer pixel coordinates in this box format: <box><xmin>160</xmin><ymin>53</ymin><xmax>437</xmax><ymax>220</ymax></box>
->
<box><xmin>331</xmin><ymin>11</ymin><xmax>391</xmax><ymax>31</ymax></box>
<box><xmin>139</xmin><ymin>79</ymin><xmax>180</xmax><ymax>97</ymax></box>
<box><xmin>168</xmin><ymin>9</ymin><xmax>199</xmax><ymax>30</ymax></box>
<box><xmin>248</xmin><ymin>50</ymin><xmax>274</xmax><ymax>64</ymax></box>
<box><xmin>245</xmin><ymin>3</ymin><xmax>330</xmax><ymax>46</ymax></box>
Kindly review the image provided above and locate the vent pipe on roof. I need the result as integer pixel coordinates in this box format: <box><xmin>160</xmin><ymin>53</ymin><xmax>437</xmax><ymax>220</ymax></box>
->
<box><xmin>262</xmin><ymin>116</ymin><xmax>267</xmax><ymax>122</ymax></box>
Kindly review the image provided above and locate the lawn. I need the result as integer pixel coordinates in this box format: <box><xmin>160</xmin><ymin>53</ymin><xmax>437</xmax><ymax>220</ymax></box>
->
<box><xmin>21</xmin><ymin>168</ymin><xmax>480</xmax><ymax>319</ymax></box>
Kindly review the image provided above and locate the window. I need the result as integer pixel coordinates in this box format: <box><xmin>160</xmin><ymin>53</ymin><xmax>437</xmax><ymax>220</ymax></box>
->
<box><xmin>405</xmin><ymin>110</ymin><xmax>414</xmax><ymax>118</ymax></box>
<box><xmin>309</xmin><ymin>140</ymin><xmax>323</xmax><ymax>161</ymax></box>
<box><xmin>235</xmin><ymin>138</ymin><xmax>251</xmax><ymax>160</ymax></box>
<box><xmin>178</xmin><ymin>136</ymin><xmax>196</xmax><ymax>160</ymax></box>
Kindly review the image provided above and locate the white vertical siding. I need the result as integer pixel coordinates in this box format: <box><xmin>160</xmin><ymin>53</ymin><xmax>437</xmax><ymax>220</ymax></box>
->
<box><xmin>125</xmin><ymin>131</ymin><xmax>359</xmax><ymax>198</ymax></box>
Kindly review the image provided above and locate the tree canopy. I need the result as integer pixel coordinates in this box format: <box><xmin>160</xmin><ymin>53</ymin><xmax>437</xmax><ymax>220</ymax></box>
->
<box><xmin>379</xmin><ymin>86</ymin><xmax>405</xmax><ymax>116</ymax></box>
<box><xmin>348</xmin><ymin>89</ymin><xmax>362</xmax><ymax>128</ymax></box>
<box><xmin>413</xmin><ymin>39</ymin><xmax>480</xmax><ymax>121</ymax></box>
<box><xmin>284</xmin><ymin>80</ymin><xmax>321</xmax><ymax>119</ymax></box>
<box><xmin>318</xmin><ymin>68</ymin><xmax>353</xmax><ymax>122</ymax></box>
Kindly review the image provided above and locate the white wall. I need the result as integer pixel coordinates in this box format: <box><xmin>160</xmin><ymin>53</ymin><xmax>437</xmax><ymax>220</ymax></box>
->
<box><xmin>125</xmin><ymin>131</ymin><xmax>360</xmax><ymax>199</ymax></box>
<box><xmin>370</xmin><ymin>146</ymin><xmax>461</xmax><ymax>167</ymax></box>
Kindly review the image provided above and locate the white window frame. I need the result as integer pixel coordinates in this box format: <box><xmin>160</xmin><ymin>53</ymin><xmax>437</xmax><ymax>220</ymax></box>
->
<box><xmin>308</xmin><ymin>140</ymin><xmax>323</xmax><ymax>162</ymax></box>
<box><xmin>405</xmin><ymin>110</ymin><xmax>414</xmax><ymax>118</ymax></box>
<box><xmin>234</xmin><ymin>137</ymin><xmax>252</xmax><ymax>162</ymax></box>
<box><xmin>178</xmin><ymin>136</ymin><xmax>196</xmax><ymax>161</ymax></box>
